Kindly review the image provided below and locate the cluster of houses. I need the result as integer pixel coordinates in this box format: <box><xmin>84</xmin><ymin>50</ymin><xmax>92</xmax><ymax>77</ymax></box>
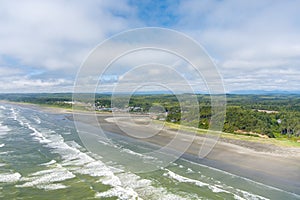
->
<box><xmin>93</xmin><ymin>105</ymin><xmax>145</xmax><ymax>112</ymax></box>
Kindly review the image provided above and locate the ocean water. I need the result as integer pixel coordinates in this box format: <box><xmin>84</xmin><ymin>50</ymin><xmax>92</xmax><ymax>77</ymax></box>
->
<box><xmin>0</xmin><ymin>103</ymin><xmax>298</xmax><ymax>200</ymax></box>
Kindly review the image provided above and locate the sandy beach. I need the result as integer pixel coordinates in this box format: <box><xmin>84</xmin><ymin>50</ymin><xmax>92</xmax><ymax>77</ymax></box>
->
<box><xmin>3</xmin><ymin>102</ymin><xmax>300</xmax><ymax>194</ymax></box>
<box><xmin>71</xmin><ymin>112</ymin><xmax>300</xmax><ymax>195</ymax></box>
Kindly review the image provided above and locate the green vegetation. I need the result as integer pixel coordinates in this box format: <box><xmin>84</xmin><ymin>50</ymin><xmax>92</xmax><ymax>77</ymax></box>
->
<box><xmin>1</xmin><ymin>93</ymin><xmax>299</xmax><ymax>144</ymax></box>
<box><xmin>0</xmin><ymin>93</ymin><xmax>74</xmax><ymax>109</ymax></box>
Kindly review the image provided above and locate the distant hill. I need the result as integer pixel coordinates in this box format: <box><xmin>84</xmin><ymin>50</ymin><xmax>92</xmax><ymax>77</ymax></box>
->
<box><xmin>229</xmin><ymin>90</ymin><xmax>300</xmax><ymax>95</ymax></box>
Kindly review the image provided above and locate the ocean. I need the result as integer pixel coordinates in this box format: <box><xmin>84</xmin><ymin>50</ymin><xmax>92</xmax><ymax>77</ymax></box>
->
<box><xmin>0</xmin><ymin>103</ymin><xmax>298</xmax><ymax>200</ymax></box>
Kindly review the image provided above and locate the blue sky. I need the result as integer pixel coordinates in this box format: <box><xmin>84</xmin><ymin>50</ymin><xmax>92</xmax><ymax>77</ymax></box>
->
<box><xmin>0</xmin><ymin>0</ymin><xmax>299</xmax><ymax>93</ymax></box>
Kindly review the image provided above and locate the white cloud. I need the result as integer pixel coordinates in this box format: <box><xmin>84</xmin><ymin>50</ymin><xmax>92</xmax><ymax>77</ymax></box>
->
<box><xmin>0</xmin><ymin>0</ymin><xmax>299</xmax><ymax>92</ymax></box>
<box><xmin>176</xmin><ymin>0</ymin><xmax>300</xmax><ymax>91</ymax></box>
<box><xmin>0</xmin><ymin>0</ymin><xmax>142</xmax><ymax>92</ymax></box>
<box><xmin>0</xmin><ymin>67</ymin><xmax>23</xmax><ymax>77</ymax></box>
<box><xmin>0</xmin><ymin>0</ymin><xmax>138</xmax><ymax>71</ymax></box>
<box><xmin>0</xmin><ymin>76</ymin><xmax>73</xmax><ymax>92</ymax></box>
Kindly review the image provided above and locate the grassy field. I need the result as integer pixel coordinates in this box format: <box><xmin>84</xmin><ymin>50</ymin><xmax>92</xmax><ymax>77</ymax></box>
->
<box><xmin>158</xmin><ymin>121</ymin><xmax>300</xmax><ymax>148</ymax></box>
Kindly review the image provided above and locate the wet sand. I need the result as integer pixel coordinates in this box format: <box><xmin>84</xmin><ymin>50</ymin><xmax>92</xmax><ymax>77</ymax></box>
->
<box><xmin>73</xmin><ymin>113</ymin><xmax>300</xmax><ymax>195</ymax></box>
<box><xmin>3</xmin><ymin>102</ymin><xmax>299</xmax><ymax>195</ymax></box>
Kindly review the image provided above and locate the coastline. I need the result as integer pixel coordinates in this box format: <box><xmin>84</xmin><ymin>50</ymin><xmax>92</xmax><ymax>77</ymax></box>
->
<box><xmin>110</xmin><ymin>115</ymin><xmax>300</xmax><ymax>194</ymax></box>
<box><xmin>70</xmin><ymin>111</ymin><xmax>300</xmax><ymax>194</ymax></box>
<box><xmin>0</xmin><ymin>100</ymin><xmax>73</xmax><ymax>114</ymax></box>
<box><xmin>2</xmin><ymin>101</ymin><xmax>300</xmax><ymax>194</ymax></box>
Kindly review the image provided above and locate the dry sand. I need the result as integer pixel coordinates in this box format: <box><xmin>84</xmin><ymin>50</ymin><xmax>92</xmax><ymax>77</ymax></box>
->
<box><xmin>78</xmin><ymin>113</ymin><xmax>300</xmax><ymax>194</ymax></box>
<box><xmin>3</xmin><ymin>102</ymin><xmax>299</xmax><ymax>194</ymax></box>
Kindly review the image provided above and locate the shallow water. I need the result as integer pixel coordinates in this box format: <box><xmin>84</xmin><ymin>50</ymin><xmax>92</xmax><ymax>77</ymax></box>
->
<box><xmin>0</xmin><ymin>103</ymin><xmax>298</xmax><ymax>200</ymax></box>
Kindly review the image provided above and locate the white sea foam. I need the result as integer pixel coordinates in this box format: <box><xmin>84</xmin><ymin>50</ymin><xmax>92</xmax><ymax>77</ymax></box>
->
<box><xmin>11</xmin><ymin>108</ymin><xmax>29</xmax><ymax>127</ymax></box>
<box><xmin>165</xmin><ymin>167</ymin><xmax>272</xmax><ymax>200</ymax></box>
<box><xmin>65</xmin><ymin>140</ymin><xmax>85</xmax><ymax>150</ymax></box>
<box><xmin>42</xmin><ymin>127</ymin><xmax>188</xmax><ymax>199</ymax></box>
<box><xmin>120</xmin><ymin>148</ymin><xmax>157</xmax><ymax>160</ymax></box>
<box><xmin>32</xmin><ymin>116</ymin><xmax>41</xmax><ymax>124</ymax></box>
<box><xmin>17</xmin><ymin>118</ymin><xmax>24</xmax><ymax>126</ymax></box>
<box><xmin>182</xmin><ymin>158</ymin><xmax>238</xmax><ymax>178</ymax></box>
<box><xmin>164</xmin><ymin>169</ymin><xmax>208</xmax><ymax>187</ymax></box>
<box><xmin>0</xmin><ymin>144</ymin><xmax>5</xmax><ymax>147</ymax></box>
<box><xmin>98</xmin><ymin>138</ymin><xmax>123</xmax><ymax>150</ymax></box>
<box><xmin>25</xmin><ymin>124</ymin><xmax>141</xmax><ymax>197</ymax></box>
<box><xmin>119</xmin><ymin>173</ymin><xmax>152</xmax><ymax>189</ymax></box>
<box><xmin>236</xmin><ymin>189</ymin><xmax>270</xmax><ymax>200</ymax></box>
<box><xmin>97</xmin><ymin>139</ymin><xmax>111</xmax><ymax>146</ymax></box>
<box><xmin>0</xmin><ymin>172</ymin><xmax>21</xmax><ymax>183</ymax></box>
<box><xmin>10</xmin><ymin>107</ymin><xmax>17</xmax><ymax>121</ymax></box>
<box><xmin>42</xmin><ymin>131</ymin><xmax>183</xmax><ymax>199</ymax></box>
<box><xmin>26</xmin><ymin>123</ymin><xmax>51</xmax><ymax>143</ymax></box>
<box><xmin>164</xmin><ymin>169</ymin><xmax>231</xmax><ymax>195</ymax></box>
<box><xmin>13</xmin><ymin>113</ymin><xmax>199</xmax><ymax>199</ymax></box>
<box><xmin>0</xmin><ymin>151</ymin><xmax>12</xmax><ymax>155</ymax></box>
<box><xmin>181</xmin><ymin>158</ymin><xmax>290</xmax><ymax>199</ymax></box>
<box><xmin>186</xmin><ymin>168</ymin><xmax>194</xmax><ymax>173</ymax></box>
<box><xmin>95</xmin><ymin>186</ymin><xmax>140</xmax><ymax>200</ymax></box>
<box><xmin>0</xmin><ymin>124</ymin><xmax>10</xmax><ymax>135</ymax></box>
<box><xmin>108</xmin><ymin>166</ymin><xmax>124</xmax><ymax>174</ymax></box>
<box><xmin>115</xmin><ymin>172</ymin><xmax>191</xmax><ymax>200</ymax></box>
<box><xmin>40</xmin><ymin>160</ymin><xmax>57</xmax><ymax>166</ymax></box>
<box><xmin>50</xmin><ymin>140</ymin><xmax>142</xmax><ymax>198</ymax></box>
<box><xmin>17</xmin><ymin>165</ymin><xmax>75</xmax><ymax>189</ymax></box>
<box><xmin>62</xmin><ymin>132</ymin><xmax>72</xmax><ymax>135</ymax></box>
<box><xmin>98</xmin><ymin>139</ymin><xmax>158</xmax><ymax>161</ymax></box>
<box><xmin>78</xmin><ymin>161</ymin><xmax>119</xmax><ymax>179</ymax></box>
<box><xmin>37</xmin><ymin>183</ymin><xmax>68</xmax><ymax>190</ymax></box>
<box><xmin>0</xmin><ymin>105</ymin><xmax>6</xmax><ymax>110</ymax></box>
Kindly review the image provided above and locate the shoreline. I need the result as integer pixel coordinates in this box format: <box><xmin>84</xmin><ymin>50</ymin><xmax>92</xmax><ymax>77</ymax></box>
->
<box><xmin>2</xmin><ymin>101</ymin><xmax>300</xmax><ymax>194</ymax></box>
<box><xmin>2</xmin><ymin>101</ymin><xmax>300</xmax><ymax>155</ymax></box>
<box><xmin>71</xmin><ymin>112</ymin><xmax>300</xmax><ymax>194</ymax></box>
<box><xmin>2</xmin><ymin>101</ymin><xmax>299</xmax><ymax>155</ymax></box>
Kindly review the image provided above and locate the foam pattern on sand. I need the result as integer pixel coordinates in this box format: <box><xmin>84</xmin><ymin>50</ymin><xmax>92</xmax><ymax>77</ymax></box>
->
<box><xmin>164</xmin><ymin>168</ymin><xmax>270</xmax><ymax>200</ymax></box>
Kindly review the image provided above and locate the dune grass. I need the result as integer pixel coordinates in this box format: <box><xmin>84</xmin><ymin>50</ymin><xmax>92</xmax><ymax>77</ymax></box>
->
<box><xmin>157</xmin><ymin>121</ymin><xmax>300</xmax><ymax>148</ymax></box>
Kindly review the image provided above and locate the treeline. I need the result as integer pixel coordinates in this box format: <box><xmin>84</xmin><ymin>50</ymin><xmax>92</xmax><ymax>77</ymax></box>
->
<box><xmin>103</xmin><ymin>94</ymin><xmax>300</xmax><ymax>138</ymax></box>
<box><xmin>0</xmin><ymin>93</ymin><xmax>74</xmax><ymax>108</ymax></box>
<box><xmin>1</xmin><ymin>93</ymin><xmax>300</xmax><ymax>138</ymax></box>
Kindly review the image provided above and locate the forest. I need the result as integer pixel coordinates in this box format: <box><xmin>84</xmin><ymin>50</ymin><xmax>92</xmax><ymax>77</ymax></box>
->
<box><xmin>1</xmin><ymin>93</ymin><xmax>299</xmax><ymax>140</ymax></box>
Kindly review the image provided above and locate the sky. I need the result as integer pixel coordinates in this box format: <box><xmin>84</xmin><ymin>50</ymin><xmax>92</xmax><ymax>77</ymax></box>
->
<box><xmin>0</xmin><ymin>0</ymin><xmax>299</xmax><ymax>93</ymax></box>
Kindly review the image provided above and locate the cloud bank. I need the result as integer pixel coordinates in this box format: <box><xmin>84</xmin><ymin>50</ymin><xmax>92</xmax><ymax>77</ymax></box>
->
<box><xmin>0</xmin><ymin>0</ymin><xmax>299</xmax><ymax>92</ymax></box>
